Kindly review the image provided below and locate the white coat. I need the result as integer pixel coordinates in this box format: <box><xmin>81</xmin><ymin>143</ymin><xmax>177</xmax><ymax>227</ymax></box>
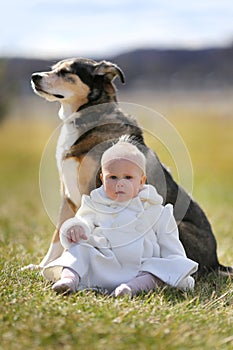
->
<box><xmin>43</xmin><ymin>185</ymin><xmax>198</xmax><ymax>291</ymax></box>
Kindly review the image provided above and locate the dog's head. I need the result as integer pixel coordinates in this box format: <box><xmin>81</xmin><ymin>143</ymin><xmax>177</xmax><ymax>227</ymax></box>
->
<box><xmin>31</xmin><ymin>58</ymin><xmax>125</xmax><ymax>117</ymax></box>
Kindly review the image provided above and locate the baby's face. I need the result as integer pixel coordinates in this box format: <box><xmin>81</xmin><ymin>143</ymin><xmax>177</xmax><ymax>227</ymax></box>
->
<box><xmin>100</xmin><ymin>159</ymin><xmax>146</xmax><ymax>202</ymax></box>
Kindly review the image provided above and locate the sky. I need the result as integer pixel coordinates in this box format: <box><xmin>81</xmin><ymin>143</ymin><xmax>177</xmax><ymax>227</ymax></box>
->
<box><xmin>1</xmin><ymin>0</ymin><xmax>233</xmax><ymax>59</ymax></box>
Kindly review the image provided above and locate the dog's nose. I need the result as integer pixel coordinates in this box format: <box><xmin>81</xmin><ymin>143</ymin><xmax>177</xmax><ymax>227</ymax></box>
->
<box><xmin>31</xmin><ymin>73</ymin><xmax>42</xmax><ymax>84</ymax></box>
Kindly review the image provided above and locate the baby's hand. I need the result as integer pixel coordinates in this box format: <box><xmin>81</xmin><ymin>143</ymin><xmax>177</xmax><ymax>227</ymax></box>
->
<box><xmin>66</xmin><ymin>225</ymin><xmax>87</xmax><ymax>244</ymax></box>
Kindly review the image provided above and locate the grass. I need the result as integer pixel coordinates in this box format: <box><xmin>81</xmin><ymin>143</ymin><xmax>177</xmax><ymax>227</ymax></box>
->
<box><xmin>0</xmin><ymin>107</ymin><xmax>232</xmax><ymax>350</ymax></box>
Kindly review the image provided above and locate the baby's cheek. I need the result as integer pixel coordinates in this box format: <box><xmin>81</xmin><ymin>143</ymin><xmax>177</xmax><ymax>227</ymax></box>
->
<box><xmin>126</xmin><ymin>182</ymin><xmax>135</xmax><ymax>192</ymax></box>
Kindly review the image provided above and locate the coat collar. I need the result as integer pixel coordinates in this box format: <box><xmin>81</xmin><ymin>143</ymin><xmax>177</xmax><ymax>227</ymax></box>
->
<box><xmin>86</xmin><ymin>184</ymin><xmax>163</xmax><ymax>213</ymax></box>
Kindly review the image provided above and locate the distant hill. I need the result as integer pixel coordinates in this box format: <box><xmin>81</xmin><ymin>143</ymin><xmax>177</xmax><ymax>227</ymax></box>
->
<box><xmin>1</xmin><ymin>46</ymin><xmax>233</xmax><ymax>99</ymax></box>
<box><xmin>111</xmin><ymin>47</ymin><xmax>233</xmax><ymax>90</ymax></box>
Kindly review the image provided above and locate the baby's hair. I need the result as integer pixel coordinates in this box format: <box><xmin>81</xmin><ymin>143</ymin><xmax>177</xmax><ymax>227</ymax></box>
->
<box><xmin>118</xmin><ymin>134</ymin><xmax>142</xmax><ymax>147</ymax></box>
<box><xmin>101</xmin><ymin>135</ymin><xmax>147</xmax><ymax>174</ymax></box>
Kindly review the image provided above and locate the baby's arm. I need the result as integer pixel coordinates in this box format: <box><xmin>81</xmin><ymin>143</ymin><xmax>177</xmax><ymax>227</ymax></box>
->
<box><xmin>59</xmin><ymin>216</ymin><xmax>93</xmax><ymax>249</ymax></box>
<box><xmin>155</xmin><ymin>204</ymin><xmax>198</xmax><ymax>290</ymax></box>
<box><xmin>156</xmin><ymin>204</ymin><xmax>186</xmax><ymax>258</ymax></box>
<box><xmin>60</xmin><ymin>195</ymin><xmax>96</xmax><ymax>249</ymax></box>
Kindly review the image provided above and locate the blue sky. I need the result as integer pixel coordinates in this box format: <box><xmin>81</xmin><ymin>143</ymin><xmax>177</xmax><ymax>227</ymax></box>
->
<box><xmin>1</xmin><ymin>0</ymin><xmax>233</xmax><ymax>58</ymax></box>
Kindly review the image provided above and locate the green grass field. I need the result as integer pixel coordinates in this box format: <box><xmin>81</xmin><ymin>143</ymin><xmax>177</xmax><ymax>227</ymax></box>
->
<box><xmin>0</xmin><ymin>105</ymin><xmax>232</xmax><ymax>350</ymax></box>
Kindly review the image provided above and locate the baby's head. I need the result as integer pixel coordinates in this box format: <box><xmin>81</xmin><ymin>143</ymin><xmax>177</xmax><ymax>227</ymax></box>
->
<box><xmin>100</xmin><ymin>141</ymin><xmax>147</xmax><ymax>202</ymax></box>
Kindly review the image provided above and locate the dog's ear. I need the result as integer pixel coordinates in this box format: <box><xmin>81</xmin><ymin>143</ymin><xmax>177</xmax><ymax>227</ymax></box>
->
<box><xmin>93</xmin><ymin>61</ymin><xmax>125</xmax><ymax>84</ymax></box>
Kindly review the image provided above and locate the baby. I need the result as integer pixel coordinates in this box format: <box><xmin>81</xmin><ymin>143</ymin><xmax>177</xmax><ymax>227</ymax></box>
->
<box><xmin>43</xmin><ymin>140</ymin><xmax>198</xmax><ymax>296</ymax></box>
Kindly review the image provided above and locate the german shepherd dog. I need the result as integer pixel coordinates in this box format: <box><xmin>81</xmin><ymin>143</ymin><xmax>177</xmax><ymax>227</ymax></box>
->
<box><xmin>31</xmin><ymin>57</ymin><xmax>232</xmax><ymax>276</ymax></box>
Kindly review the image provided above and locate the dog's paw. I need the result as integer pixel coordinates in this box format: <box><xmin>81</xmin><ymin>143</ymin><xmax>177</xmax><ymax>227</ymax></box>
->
<box><xmin>21</xmin><ymin>264</ymin><xmax>42</xmax><ymax>271</ymax></box>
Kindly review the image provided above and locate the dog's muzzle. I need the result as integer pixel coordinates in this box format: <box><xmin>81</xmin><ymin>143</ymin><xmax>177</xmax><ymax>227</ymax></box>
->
<box><xmin>31</xmin><ymin>73</ymin><xmax>64</xmax><ymax>99</ymax></box>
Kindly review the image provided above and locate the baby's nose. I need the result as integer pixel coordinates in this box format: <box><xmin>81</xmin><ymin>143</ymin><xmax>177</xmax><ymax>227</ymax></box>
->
<box><xmin>116</xmin><ymin>179</ymin><xmax>125</xmax><ymax>188</ymax></box>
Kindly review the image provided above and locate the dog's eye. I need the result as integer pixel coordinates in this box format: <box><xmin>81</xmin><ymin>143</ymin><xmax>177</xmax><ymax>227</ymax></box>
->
<box><xmin>57</xmin><ymin>69</ymin><xmax>75</xmax><ymax>83</ymax></box>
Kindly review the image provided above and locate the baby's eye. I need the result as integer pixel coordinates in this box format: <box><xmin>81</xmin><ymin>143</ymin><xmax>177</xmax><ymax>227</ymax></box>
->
<box><xmin>110</xmin><ymin>175</ymin><xmax>117</xmax><ymax>180</ymax></box>
<box><xmin>125</xmin><ymin>176</ymin><xmax>132</xmax><ymax>180</ymax></box>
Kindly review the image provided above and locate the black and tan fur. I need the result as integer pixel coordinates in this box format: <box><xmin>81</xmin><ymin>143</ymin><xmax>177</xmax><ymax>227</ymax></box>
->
<box><xmin>31</xmin><ymin>57</ymin><xmax>232</xmax><ymax>276</ymax></box>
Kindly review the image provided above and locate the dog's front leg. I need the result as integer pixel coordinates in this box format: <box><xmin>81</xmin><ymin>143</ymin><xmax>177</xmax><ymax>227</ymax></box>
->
<box><xmin>22</xmin><ymin>196</ymin><xmax>76</xmax><ymax>271</ymax></box>
<box><xmin>38</xmin><ymin>229</ymin><xmax>63</xmax><ymax>268</ymax></box>
<box><xmin>39</xmin><ymin>196</ymin><xmax>76</xmax><ymax>268</ymax></box>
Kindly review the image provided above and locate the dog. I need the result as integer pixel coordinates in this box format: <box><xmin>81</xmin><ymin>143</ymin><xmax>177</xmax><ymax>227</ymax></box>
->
<box><xmin>31</xmin><ymin>57</ymin><xmax>232</xmax><ymax>276</ymax></box>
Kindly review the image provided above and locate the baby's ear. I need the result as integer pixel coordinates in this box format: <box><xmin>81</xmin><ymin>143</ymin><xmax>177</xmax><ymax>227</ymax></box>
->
<box><xmin>140</xmin><ymin>175</ymin><xmax>147</xmax><ymax>188</ymax></box>
<box><xmin>100</xmin><ymin>173</ymin><xmax>103</xmax><ymax>183</ymax></box>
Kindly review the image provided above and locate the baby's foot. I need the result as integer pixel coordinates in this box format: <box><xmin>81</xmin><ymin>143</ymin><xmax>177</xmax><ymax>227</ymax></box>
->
<box><xmin>114</xmin><ymin>283</ymin><xmax>132</xmax><ymax>297</ymax></box>
<box><xmin>52</xmin><ymin>277</ymin><xmax>77</xmax><ymax>294</ymax></box>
